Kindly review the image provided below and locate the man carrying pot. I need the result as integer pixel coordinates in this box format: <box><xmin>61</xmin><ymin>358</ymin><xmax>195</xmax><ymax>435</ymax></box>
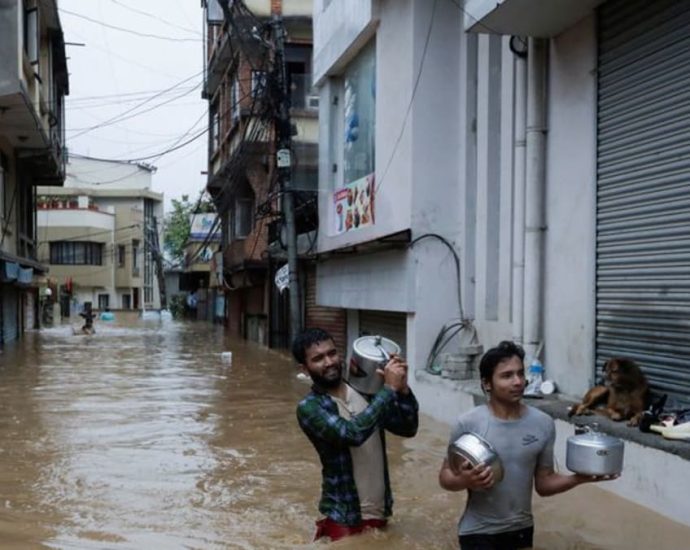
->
<box><xmin>293</xmin><ymin>327</ymin><xmax>419</xmax><ymax>542</ymax></box>
<box><xmin>438</xmin><ymin>341</ymin><xmax>617</xmax><ymax>550</ymax></box>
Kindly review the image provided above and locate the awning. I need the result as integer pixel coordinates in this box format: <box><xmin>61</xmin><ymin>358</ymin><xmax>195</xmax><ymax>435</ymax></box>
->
<box><xmin>0</xmin><ymin>251</ymin><xmax>48</xmax><ymax>274</ymax></box>
<box><xmin>315</xmin><ymin>229</ymin><xmax>412</xmax><ymax>260</ymax></box>
<box><xmin>463</xmin><ymin>0</ymin><xmax>606</xmax><ymax>37</ymax></box>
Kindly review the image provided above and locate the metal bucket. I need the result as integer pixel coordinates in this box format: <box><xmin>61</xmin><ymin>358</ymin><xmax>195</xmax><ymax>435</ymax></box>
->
<box><xmin>347</xmin><ymin>335</ymin><xmax>401</xmax><ymax>395</ymax></box>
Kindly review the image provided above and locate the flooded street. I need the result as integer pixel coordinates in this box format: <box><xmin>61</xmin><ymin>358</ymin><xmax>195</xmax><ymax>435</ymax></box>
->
<box><xmin>0</xmin><ymin>318</ymin><xmax>688</xmax><ymax>549</ymax></box>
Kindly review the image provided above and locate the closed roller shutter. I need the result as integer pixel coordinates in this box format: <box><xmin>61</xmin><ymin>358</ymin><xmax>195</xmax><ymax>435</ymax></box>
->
<box><xmin>305</xmin><ymin>266</ymin><xmax>347</xmax><ymax>354</ymax></box>
<box><xmin>597</xmin><ymin>0</ymin><xmax>690</xmax><ymax>406</ymax></box>
<box><xmin>359</xmin><ymin>310</ymin><xmax>407</xmax><ymax>356</ymax></box>
<box><xmin>2</xmin><ymin>286</ymin><xmax>19</xmax><ymax>344</ymax></box>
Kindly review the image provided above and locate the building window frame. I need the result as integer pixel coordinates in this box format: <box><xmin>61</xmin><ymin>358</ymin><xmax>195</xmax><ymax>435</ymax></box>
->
<box><xmin>232</xmin><ymin>197</ymin><xmax>253</xmax><ymax>240</ymax></box>
<box><xmin>332</xmin><ymin>39</ymin><xmax>376</xmax><ymax>190</ymax></box>
<box><xmin>132</xmin><ymin>239</ymin><xmax>140</xmax><ymax>275</ymax></box>
<box><xmin>49</xmin><ymin>241</ymin><xmax>104</xmax><ymax>265</ymax></box>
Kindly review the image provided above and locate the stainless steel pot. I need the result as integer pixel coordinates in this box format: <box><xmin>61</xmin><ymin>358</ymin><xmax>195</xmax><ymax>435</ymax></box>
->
<box><xmin>566</xmin><ymin>424</ymin><xmax>624</xmax><ymax>476</ymax></box>
<box><xmin>347</xmin><ymin>335</ymin><xmax>401</xmax><ymax>395</ymax></box>
<box><xmin>448</xmin><ymin>432</ymin><xmax>504</xmax><ymax>484</ymax></box>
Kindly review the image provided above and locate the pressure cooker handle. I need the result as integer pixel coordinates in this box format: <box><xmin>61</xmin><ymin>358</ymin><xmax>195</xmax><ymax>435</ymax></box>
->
<box><xmin>374</xmin><ymin>335</ymin><xmax>391</xmax><ymax>364</ymax></box>
<box><xmin>574</xmin><ymin>422</ymin><xmax>600</xmax><ymax>435</ymax></box>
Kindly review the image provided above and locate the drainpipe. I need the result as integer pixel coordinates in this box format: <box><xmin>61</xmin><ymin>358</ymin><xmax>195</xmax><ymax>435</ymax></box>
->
<box><xmin>512</xmin><ymin>51</ymin><xmax>527</xmax><ymax>345</ymax></box>
<box><xmin>523</xmin><ymin>38</ymin><xmax>548</xmax><ymax>357</ymax></box>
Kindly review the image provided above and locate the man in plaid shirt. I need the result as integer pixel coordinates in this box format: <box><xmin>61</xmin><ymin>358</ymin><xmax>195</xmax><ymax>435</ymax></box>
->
<box><xmin>293</xmin><ymin>328</ymin><xmax>419</xmax><ymax>542</ymax></box>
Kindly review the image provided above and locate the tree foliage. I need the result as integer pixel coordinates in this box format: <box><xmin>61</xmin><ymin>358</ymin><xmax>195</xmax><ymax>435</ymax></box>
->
<box><xmin>164</xmin><ymin>194</ymin><xmax>215</xmax><ymax>266</ymax></box>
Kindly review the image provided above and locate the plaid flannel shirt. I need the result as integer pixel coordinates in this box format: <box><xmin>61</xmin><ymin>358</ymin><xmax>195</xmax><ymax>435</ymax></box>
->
<box><xmin>296</xmin><ymin>384</ymin><xmax>419</xmax><ymax>526</ymax></box>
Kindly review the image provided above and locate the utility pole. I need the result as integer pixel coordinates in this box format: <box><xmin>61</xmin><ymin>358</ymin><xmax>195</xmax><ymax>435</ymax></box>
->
<box><xmin>271</xmin><ymin>14</ymin><xmax>302</xmax><ymax>344</ymax></box>
<box><xmin>150</xmin><ymin>216</ymin><xmax>168</xmax><ymax>310</ymax></box>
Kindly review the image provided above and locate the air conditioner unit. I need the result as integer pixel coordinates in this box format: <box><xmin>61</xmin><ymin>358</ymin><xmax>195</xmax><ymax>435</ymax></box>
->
<box><xmin>307</xmin><ymin>95</ymin><xmax>319</xmax><ymax>109</ymax></box>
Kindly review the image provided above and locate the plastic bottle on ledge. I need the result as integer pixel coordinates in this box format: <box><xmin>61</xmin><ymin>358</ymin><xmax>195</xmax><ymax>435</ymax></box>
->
<box><xmin>524</xmin><ymin>357</ymin><xmax>544</xmax><ymax>398</ymax></box>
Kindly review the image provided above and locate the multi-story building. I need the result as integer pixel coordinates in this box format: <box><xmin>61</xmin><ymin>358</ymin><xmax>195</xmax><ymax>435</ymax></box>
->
<box><xmin>201</xmin><ymin>0</ymin><xmax>345</xmax><ymax>349</ymax></box>
<box><xmin>37</xmin><ymin>156</ymin><xmax>164</xmax><ymax>316</ymax></box>
<box><xmin>313</xmin><ymin>0</ymin><xmax>690</xmax><ymax>528</ymax></box>
<box><xmin>0</xmin><ymin>0</ymin><xmax>69</xmax><ymax>342</ymax></box>
<box><xmin>183</xmin><ymin>212</ymin><xmax>224</xmax><ymax>322</ymax></box>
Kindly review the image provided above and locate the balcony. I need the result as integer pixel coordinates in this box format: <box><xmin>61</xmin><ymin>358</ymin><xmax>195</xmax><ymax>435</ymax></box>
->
<box><xmin>37</xmin><ymin>206</ymin><xmax>115</xmax><ymax>232</ymax></box>
<box><xmin>463</xmin><ymin>0</ymin><xmax>606</xmax><ymax>37</ymax></box>
<box><xmin>204</xmin><ymin>31</ymin><xmax>234</xmax><ymax>99</ymax></box>
<box><xmin>0</xmin><ymin>0</ymin><xmax>68</xmax><ymax>184</ymax></box>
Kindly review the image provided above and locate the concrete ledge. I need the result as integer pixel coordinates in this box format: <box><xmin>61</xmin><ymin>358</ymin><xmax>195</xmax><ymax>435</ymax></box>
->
<box><xmin>415</xmin><ymin>370</ymin><xmax>690</xmax><ymax>462</ymax></box>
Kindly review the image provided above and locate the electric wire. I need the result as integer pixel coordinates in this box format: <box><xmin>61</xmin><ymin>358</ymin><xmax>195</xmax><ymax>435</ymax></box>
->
<box><xmin>375</xmin><ymin>0</ymin><xmax>439</xmax><ymax>196</ymax></box>
<box><xmin>59</xmin><ymin>8</ymin><xmax>203</xmax><ymax>43</ymax></box>
<box><xmin>68</xmin><ymin>75</ymin><xmax>204</xmax><ymax>138</ymax></box>
<box><xmin>109</xmin><ymin>0</ymin><xmax>202</xmax><ymax>37</ymax></box>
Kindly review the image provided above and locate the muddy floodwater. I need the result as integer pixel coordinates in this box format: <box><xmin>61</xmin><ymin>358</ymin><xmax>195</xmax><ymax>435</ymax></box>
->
<box><xmin>0</xmin><ymin>317</ymin><xmax>688</xmax><ymax>549</ymax></box>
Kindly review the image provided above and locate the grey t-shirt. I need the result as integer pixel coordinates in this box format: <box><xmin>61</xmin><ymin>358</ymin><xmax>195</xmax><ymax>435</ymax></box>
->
<box><xmin>448</xmin><ymin>404</ymin><xmax>555</xmax><ymax>535</ymax></box>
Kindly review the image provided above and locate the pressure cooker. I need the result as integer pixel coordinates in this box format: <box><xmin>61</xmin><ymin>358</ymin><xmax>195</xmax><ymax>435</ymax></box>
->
<box><xmin>347</xmin><ymin>335</ymin><xmax>401</xmax><ymax>395</ymax></box>
<box><xmin>566</xmin><ymin>423</ymin><xmax>624</xmax><ymax>476</ymax></box>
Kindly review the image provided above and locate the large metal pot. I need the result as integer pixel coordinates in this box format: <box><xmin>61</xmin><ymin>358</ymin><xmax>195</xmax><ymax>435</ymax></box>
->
<box><xmin>448</xmin><ymin>432</ymin><xmax>504</xmax><ymax>484</ymax></box>
<box><xmin>347</xmin><ymin>335</ymin><xmax>401</xmax><ymax>395</ymax></box>
<box><xmin>566</xmin><ymin>424</ymin><xmax>624</xmax><ymax>476</ymax></box>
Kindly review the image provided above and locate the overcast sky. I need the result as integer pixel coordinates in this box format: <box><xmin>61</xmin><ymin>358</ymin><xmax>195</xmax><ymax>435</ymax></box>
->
<box><xmin>59</xmin><ymin>0</ymin><xmax>208</xmax><ymax>213</ymax></box>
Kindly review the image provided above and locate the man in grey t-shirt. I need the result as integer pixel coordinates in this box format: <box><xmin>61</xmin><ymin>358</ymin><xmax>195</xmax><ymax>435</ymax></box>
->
<box><xmin>439</xmin><ymin>341</ymin><xmax>617</xmax><ymax>550</ymax></box>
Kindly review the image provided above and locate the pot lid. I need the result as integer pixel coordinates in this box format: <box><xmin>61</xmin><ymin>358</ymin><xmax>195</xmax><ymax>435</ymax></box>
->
<box><xmin>353</xmin><ymin>335</ymin><xmax>401</xmax><ymax>361</ymax></box>
<box><xmin>568</xmin><ymin>430</ymin><xmax>624</xmax><ymax>449</ymax></box>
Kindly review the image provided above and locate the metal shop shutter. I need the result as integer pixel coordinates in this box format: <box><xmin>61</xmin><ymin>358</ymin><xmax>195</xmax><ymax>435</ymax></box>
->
<box><xmin>304</xmin><ymin>266</ymin><xmax>347</xmax><ymax>355</ymax></box>
<box><xmin>1</xmin><ymin>287</ymin><xmax>19</xmax><ymax>344</ymax></box>
<box><xmin>359</xmin><ymin>310</ymin><xmax>407</xmax><ymax>356</ymax></box>
<box><xmin>597</xmin><ymin>0</ymin><xmax>690</xmax><ymax>406</ymax></box>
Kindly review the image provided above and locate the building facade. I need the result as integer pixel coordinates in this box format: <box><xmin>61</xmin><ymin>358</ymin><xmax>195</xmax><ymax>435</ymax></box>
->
<box><xmin>37</xmin><ymin>157</ymin><xmax>164</xmax><ymax>316</ymax></box>
<box><xmin>313</xmin><ymin>0</ymin><xmax>690</xmax><ymax>526</ymax></box>
<box><xmin>0</xmin><ymin>0</ymin><xmax>69</xmax><ymax>342</ymax></box>
<box><xmin>202</xmin><ymin>0</ymin><xmax>345</xmax><ymax>348</ymax></box>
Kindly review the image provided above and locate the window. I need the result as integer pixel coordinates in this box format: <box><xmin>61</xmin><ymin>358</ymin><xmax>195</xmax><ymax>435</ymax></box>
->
<box><xmin>210</xmin><ymin>98</ymin><xmax>220</xmax><ymax>154</ymax></box>
<box><xmin>206</xmin><ymin>0</ymin><xmax>224</xmax><ymax>24</ymax></box>
<box><xmin>0</xmin><ymin>153</ymin><xmax>6</xmax><ymax>220</ymax></box>
<box><xmin>287</xmin><ymin>62</ymin><xmax>308</xmax><ymax>109</ymax></box>
<box><xmin>122</xmin><ymin>294</ymin><xmax>131</xmax><ymax>309</ymax></box>
<box><xmin>341</xmin><ymin>41</ymin><xmax>376</xmax><ymax>187</ymax></box>
<box><xmin>231</xmin><ymin>79</ymin><xmax>240</xmax><ymax>121</ymax></box>
<box><xmin>233</xmin><ymin>198</ymin><xmax>253</xmax><ymax>239</ymax></box>
<box><xmin>98</xmin><ymin>294</ymin><xmax>109</xmax><ymax>310</ymax></box>
<box><xmin>132</xmin><ymin>239</ymin><xmax>140</xmax><ymax>274</ymax></box>
<box><xmin>24</xmin><ymin>7</ymin><xmax>39</xmax><ymax>66</ymax></box>
<box><xmin>118</xmin><ymin>245</ymin><xmax>126</xmax><ymax>267</ymax></box>
<box><xmin>230</xmin><ymin>180</ymin><xmax>254</xmax><ymax>241</ymax></box>
<box><xmin>49</xmin><ymin>242</ymin><xmax>103</xmax><ymax>265</ymax></box>
<box><xmin>251</xmin><ymin>70</ymin><xmax>266</xmax><ymax>98</ymax></box>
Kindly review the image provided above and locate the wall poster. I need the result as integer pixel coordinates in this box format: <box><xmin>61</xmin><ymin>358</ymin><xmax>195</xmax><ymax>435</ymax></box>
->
<box><xmin>333</xmin><ymin>173</ymin><xmax>375</xmax><ymax>235</ymax></box>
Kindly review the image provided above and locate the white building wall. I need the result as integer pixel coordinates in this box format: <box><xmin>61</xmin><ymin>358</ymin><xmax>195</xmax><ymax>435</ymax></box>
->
<box><xmin>313</xmin><ymin>0</ymin><xmax>377</xmax><ymax>84</ymax></box>
<box><xmin>543</xmin><ymin>15</ymin><xmax>598</xmax><ymax>397</ymax></box>
<box><xmin>407</xmin><ymin>0</ymin><xmax>464</xmax><ymax>392</ymax></box>
<box><xmin>553</xmin><ymin>419</ymin><xmax>690</xmax><ymax>529</ymax></box>
<box><xmin>37</xmin><ymin>209</ymin><xmax>115</xmax><ymax>231</ymax></box>
<box><xmin>65</xmin><ymin>157</ymin><xmax>153</xmax><ymax>190</ymax></box>
<box><xmin>316</xmin><ymin>0</ymin><xmax>413</xmax><ymax>253</ymax></box>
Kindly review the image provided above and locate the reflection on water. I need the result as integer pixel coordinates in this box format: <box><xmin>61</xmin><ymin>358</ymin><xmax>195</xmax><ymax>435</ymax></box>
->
<box><xmin>0</xmin><ymin>317</ymin><xmax>688</xmax><ymax>549</ymax></box>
